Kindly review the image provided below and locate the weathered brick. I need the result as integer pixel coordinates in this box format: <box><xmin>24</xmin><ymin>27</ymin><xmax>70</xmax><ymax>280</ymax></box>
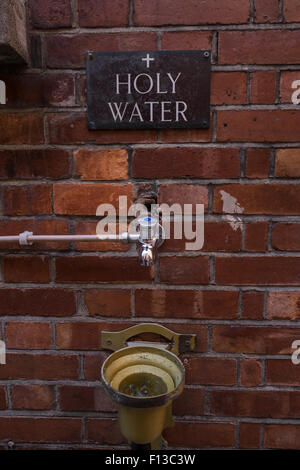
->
<box><xmin>134</xmin><ymin>0</ymin><xmax>250</xmax><ymax>25</ymax></box>
<box><xmin>219</xmin><ymin>31</ymin><xmax>300</xmax><ymax>64</ymax></box>
<box><xmin>245</xmin><ymin>222</ymin><xmax>268</xmax><ymax>251</ymax></box>
<box><xmin>54</xmin><ymin>183</ymin><xmax>134</xmax><ymax>215</ymax></box>
<box><xmin>272</xmin><ymin>223</ymin><xmax>300</xmax><ymax>251</ymax></box>
<box><xmin>239</xmin><ymin>423</ymin><xmax>261</xmax><ymax>449</ymax></box>
<box><xmin>245</xmin><ymin>148</ymin><xmax>270</xmax><ymax>178</ymax></box>
<box><xmin>55</xmin><ymin>257</ymin><xmax>153</xmax><ymax>283</ymax></box>
<box><xmin>133</xmin><ymin>148</ymin><xmax>239</xmax><ymax>179</ymax></box>
<box><xmin>267</xmin><ymin>291</ymin><xmax>300</xmax><ymax>320</ymax></box>
<box><xmin>213</xmin><ymin>325</ymin><xmax>300</xmax><ymax>354</ymax></box>
<box><xmin>283</xmin><ymin>0</ymin><xmax>300</xmax><ymax>21</ymax></box>
<box><xmin>73</xmin><ymin>221</ymin><xmax>130</xmax><ymax>252</ymax></box>
<box><xmin>240</xmin><ymin>358</ymin><xmax>262</xmax><ymax>386</ymax></box>
<box><xmin>6</xmin><ymin>322</ymin><xmax>52</xmax><ymax>349</ymax></box>
<box><xmin>48</xmin><ymin>113</ymin><xmax>157</xmax><ymax>144</ymax></box>
<box><xmin>165</xmin><ymin>422</ymin><xmax>235</xmax><ymax>448</ymax></box>
<box><xmin>242</xmin><ymin>291</ymin><xmax>265</xmax><ymax>319</ymax></box>
<box><xmin>211</xmin><ymin>72</ymin><xmax>247</xmax><ymax>105</ymax></box>
<box><xmin>211</xmin><ymin>390</ymin><xmax>300</xmax><ymax>418</ymax></box>
<box><xmin>250</xmin><ymin>71</ymin><xmax>276</xmax><ymax>104</ymax></box>
<box><xmin>79</xmin><ymin>0</ymin><xmax>129</xmax><ymax>27</ymax></box>
<box><xmin>59</xmin><ymin>385</ymin><xmax>116</xmax><ymax>412</ymax></box>
<box><xmin>86</xmin><ymin>418</ymin><xmax>125</xmax><ymax>444</ymax></box>
<box><xmin>0</xmin><ymin>114</ymin><xmax>44</xmax><ymax>144</ymax></box>
<box><xmin>275</xmin><ymin>149</ymin><xmax>300</xmax><ymax>177</ymax></box>
<box><xmin>0</xmin><ymin>417</ymin><xmax>81</xmax><ymax>442</ymax></box>
<box><xmin>159</xmin><ymin>184</ymin><xmax>208</xmax><ymax>212</ymax></box>
<box><xmin>254</xmin><ymin>0</ymin><xmax>278</xmax><ymax>23</ymax></box>
<box><xmin>135</xmin><ymin>289</ymin><xmax>238</xmax><ymax>319</ymax></box>
<box><xmin>4</xmin><ymin>184</ymin><xmax>52</xmax><ymax>215</ymax></box>
<box><xmin>266</xmin><ymin>359</ymin><xmax>300</xmax><ymax>385</ymax></box>
<box><xmin>160</xmin><ymin>256</ymin><xmax>209</xmax><ymax>284</ymax></box>
<box><xmin>161</xmin><ymin>126</ymin><xmax>212</xmax><ymax>143</ymax></box>
<box><xmin>184</xmin><ymin>357</ymin><xmax>237</xmax><ymax>385</ymax></box>
<box><xmin>214</xmin><ymin>184</ymin><xmax>300</xmax><ymax>215</ymax></box>
<box><xmin>218</xmin><ymin>110</ymin><xmax>300</xmax><ymax>142</ymax></box>
<box><xmin>161</xmin><ymin>32</ymin><xmax>212</xmax><ymax>50</ymax></box>
<box><xmin>264</xmin><ymin>424</ymin><xmax>300</xmax><ymax>449</ymax></box>
<box><xmin>46</xmin><ymin>33</ymin><xmax>157</xmax><ymax>68</ymax></box>
<box><xmin>0</xmin><ymin>149</ymin><xmax>70</xmax><ymax>179</ymax></box>
<box><xmin>11</xmin><ymin>385</ymin><xmax>55</xmax><ymax>410</ymax></box>
<box><xmin>0</xmin><ymin>74</ymin><xmax>75</xmax><ymax>106</ymax></box>
<box><xmin>29</xmin><ymin>0</ymin><xmax>72</xmax><ymax>28</ymax></box>
<box><xmin>84</xmin><ymin>352</ymin><xmax>109</xmax><ymax>380</ymax></box>
<box><xmin>280</xmin><ymin>71</ymin><xmax>300</xmax><ymax>103</ymax></box>
<box><xmin>84</xmin><ymin>289</ymin><xmax>131</xmax><ymax>317</ymax></box>
<box><xmin>74</xmin><ymin>148</ymin><xmax>128</xmax><ymax>180</ymax></box>
<box><xmin>4</xmin><ymin>256</ymin><xmax>50</xmax><ymax>283</ymax></box>
<box><xmin>0</xmin><ymin>387</ymin><xmax>7</xmax><ymax>409</ymax></box>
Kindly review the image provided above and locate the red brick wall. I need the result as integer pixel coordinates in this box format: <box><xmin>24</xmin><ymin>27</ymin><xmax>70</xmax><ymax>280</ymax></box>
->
<box><xmin>0</xmin><ymin>0</ymin><xmax>300</xmax><ymax>450</ymax></box>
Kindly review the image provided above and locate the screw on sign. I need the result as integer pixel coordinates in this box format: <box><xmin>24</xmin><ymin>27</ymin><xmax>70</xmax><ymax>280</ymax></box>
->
<box><xmin>0</xmin><ymin>80</ymin><xmax>5</xmax><ymax>104</ymax></box>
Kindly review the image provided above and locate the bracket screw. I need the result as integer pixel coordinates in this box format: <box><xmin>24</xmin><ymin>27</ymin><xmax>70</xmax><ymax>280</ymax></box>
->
<box><xmin>203</xmin><ymin>51</ymin><xmax>210</xmax><ymax>58</ymax></box>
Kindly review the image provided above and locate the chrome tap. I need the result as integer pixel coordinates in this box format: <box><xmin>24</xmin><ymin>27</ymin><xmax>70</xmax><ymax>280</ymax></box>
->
<box><xmin>137</xmin><ymin>216</ymin><xmax>164</xmax><ymax>267</ymax></box>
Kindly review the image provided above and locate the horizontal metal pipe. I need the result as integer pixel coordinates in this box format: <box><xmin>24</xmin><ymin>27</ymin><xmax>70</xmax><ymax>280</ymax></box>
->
<box><xmin>0</xmin><ymin>232</ymin><xmax>140</xmax><ymax>244</ymax></box>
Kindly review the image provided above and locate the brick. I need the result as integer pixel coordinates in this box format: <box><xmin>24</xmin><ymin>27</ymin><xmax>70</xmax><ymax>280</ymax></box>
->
<box><xmin>266</xmin><ymin>359</ymin><xmax>300</xmax><ymax>385</ymax></box>
<box><xmin>184</xmin><ymin>357</ymin><xmax>237</xmax><ymax>385</ymax></box>
<box><xmin>29</xmin><ymin>0</ymin><xmax>72</xmax><ymax>28</ymax></box>
<box><xmin>11</xmin><ymin>385</ymin><xmax>55</xmax><ymax>410</ymax></box>
<box><xmin>265</xmin><ymin>424</ymin><xmax>300</xmax><ymax>449</ymax></box>
<box><xmin>0</xmin><ymin>149</ymin><xmax>70</xmax><ymax>179</ymax></box>
<box><xmin>135</xmin><ymin>289</ymin><xmax>239</xmax><ymax>319</ymax></box>
<box><xmin>240</xmin><ymin>358</ymin><xmax>262</xmax><ymax>386</ymax></box>
<box><xmin>86</xmin><ymin>418</ymin><xmax>125</xmax><ymax>444</ymax></box>
<box><xmin>280</xmin><ymin>71</ymin><xmax>300</xmax><ymax>103</ymax></box>
<box><xmin>212</xmin><ymin>325</ymin><xmax>300</xmax><ymax>354</ymax></box>
<box><xmin>0</xmin><ymin>74</ymin><xmax>75</xmax><ymax>107</ymax></box>
<box><xmin>161</xmin><ymin>126</ymin><xmax>212</xmax><ymax>143</ymax></box>
<box><xmin>219</xmin><ymin>31</ymin><xmax>300</xmax><ymax>64</ymax></box>
<box><xmin>30</xmin><ymin>35</ymin><xmax>42</xmax><ymax>68</ymax></box>
<box><xmin>164</xmin><ymin>422</ymin><xmax>235</xmax><ymax>448</ymax></box>
<box><xmin>211</xmin><ymin>390</ymin><xmax>300</xmax><ymax>418</ymax></box>
<box><xmin>245</xmin><ymin>222</ymin><xmax>268</xmax><ymax>251</ymax></box>
<box><xmin>0</xmin><ymin>114</ymin><xmax>44</xmax><ymax>144</ymax></box>
<box><xmin>254</xmin><ymin>0</ymin><xmax>278</xmax><ymax>22</ymax></box>
<box><xmin>54</xmin><ymin>183</ymin><xmax>134</xmax><ymax>215</ymax></box>
<box><xmin>79</xmin><ymin>0</ymin><xmax>129</xmax><ymax>27</ymax></box>
<box><xmin>46</xmin><ymin>33</ymin><xmax>156</xmax><ymax>68</ymax></box>
<box><xmin>48</xmin><ymin>113</ymin><xmax>157</xmax><ymax>144</ymax></box>
<box><xmin>134</xmin><ymin>0</ymin><xmax>249</xmax><ymax>25</ymax></box>
<box><xmin>161</xmin><ymin>32</ymin><xmax>212</xmax><ymax>50</ymax></box>
<box><xmin>246</xmin><ymin>148</ymin><xmax>270</xmax><ymax>178</ymax></box>
<box><xmin>250</xmin><ymin>71</ymin><xmax>276</xmax><ymax>104</ymax></box>
<box><xmin>84</xmin><ymin>352</ymin><xmax>109</xmax><ymax>380</ymax></box>
<box><xmin>55</xmin><ymin>257</ymin><xmax>153</xmax><ymax>283</ymax></box>
<box><xmin>159</xmin><ymin>184</ymin><xmax>208</xmax><ymax>212</ymax></box>
<box><xmin>216</xmin><ymin>256</ymin><xmax>300</xmax><ymax>285</ymax></box>
<box><xmin>6</xmin><ymin>322</ymin><xmax>52</xmax><ymax>349</ymax></box>
<box><xmin>74</xmin><ymin>148</ymin><xmax>128</xmax><ymax>180</ymax></box>
<box><xmin>73</xmin><ymin>221</ymin><xmax>130</xmax><ymax>252</ymax></box>
<box><xmin>284</xmin><ymin>0</ymin><xmax>300</xmax><ymax>21</ymax></box>
<box><xmin>0</xmin><ymin>387</ymin><xmax>7</xmax><ymax>409</ymax></box>
<box><xmin>242</xmin><ymin>291</ymin><xmax>264</xmax><ymax>319</ymax></box>
<box><xmin>160</xmin><ymin>256</ymin><xmax>209</xmax><ymax>284</ymax></box>
<box><xmin>4</xmin><ymin>256</ymin><xmax>50</xmax><ymax>283</ymax></box>
<box><xmin>133</xmin><ymin>148</ymin><xmax>240</xmax><ymax>179</ymax></box>
<box><xmin>214</xmin><ymin>184</ymin><xmax>300</xmax><ymax>215</ymax></box>
<box><xmin>0</xmin><ymin>353</ymin><xmax>79</xmax><ymax>380</ymax></box>
<box><xmin>0</xmin><ymin>417</ymin><xmax>81</xmax><ymax>442</ymax></box>
<box><xmin>211</xmin><ymin>72</ymin><xmax>247</xmax><ymax>105</ymax></box>
<box><xmin>239</xmin><ymin>423</ymin><xmax>261</xmax><ymax>449</ymax></box>
<box><xmin>0</xmin><ymin>219</ymin><xmax>69</xmax><ymax>251</ymax></box>
<box><xmin>4</xmin><ymin>184</ymin><xmax>52</xmax><ymax>216</ymax></box>
<box><xmin>59</xmin><ymin>385</ymin><xmax>116</xmax><ymax>412</ymax></box>
<box><xmin>84</xmin><ymin>289</ymin><xmax>131</xmax><ymax>317</ymax></box>
<box><xmin>273</xmin><ymin>223</ymin><xmax>300</xmax><ymax>251</ymax></box>
<box><xmin>267</xmin><ymin>291</ymin><xmax>300</xmax><ymax>320</ymax></box>
<box><xmin>218</xmin><ymin>110</ymin><xmax>300</xmax><ymax>142</ymax></box>
<box><xmin>173</xmin><ymin>389</ymin><xmax>205</xmax><ymax>416</ymax></box>
<box><xmin>275</xmin><ymin>149</ymin><xmax>300</xmax><ymax>177</ymax></box>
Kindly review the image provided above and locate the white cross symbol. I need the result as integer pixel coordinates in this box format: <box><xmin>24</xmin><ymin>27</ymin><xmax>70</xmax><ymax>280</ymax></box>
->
<box><xmin>142</xmin><ymin>53</ymin><xmax>155</xmax><ymax>68</ymax></box>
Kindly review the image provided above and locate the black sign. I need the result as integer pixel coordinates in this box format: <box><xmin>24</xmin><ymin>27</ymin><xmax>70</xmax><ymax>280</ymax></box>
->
<box><xmin>86</xmin><ymin>50</ymin><xmax>211</xmax><ymax>130</ymax></box>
